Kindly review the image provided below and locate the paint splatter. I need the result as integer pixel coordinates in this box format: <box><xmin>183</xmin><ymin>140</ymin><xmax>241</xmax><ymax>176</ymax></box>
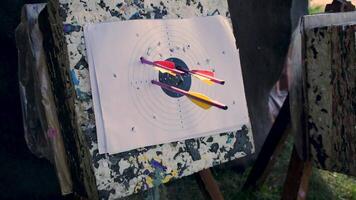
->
<box><xmin>70</xmin><ymin>69</ymin><xmax>80</xmax><ymax>85</ymax></box>
<box><xmin>150</xmin><ymin>159</ymin><xmax>167</xmax><ymax>171</ymax></box>
<box><xmin>146</xmin><ymin>47</ymin><xmax>152</xmax><ymax>56</ymax></box>
<box><xmin>47</xmin><ymin>128</ymin><xmax>58</xmax><ymax>139</ymax></box>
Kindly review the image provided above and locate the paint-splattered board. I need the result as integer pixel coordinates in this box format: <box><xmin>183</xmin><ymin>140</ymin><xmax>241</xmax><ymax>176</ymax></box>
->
<box><xmin>290</xmin><ymin>12</ymin><xmax>356</xmax><ymax>176</ymax></box>
<box><xmin>45</xmin><ymin>0</ymin><xmax>255</xmax><ymax>199</ymax></box>
<box><xmin>303</xmin><ymin>18</ymin><xmax>356</xmax><ymax>176</ymax></box>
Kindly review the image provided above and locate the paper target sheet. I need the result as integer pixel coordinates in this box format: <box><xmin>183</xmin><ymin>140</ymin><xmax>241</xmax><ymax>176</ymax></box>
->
<box><xmin>85</xmin><ymin>15</ymin><xmax>251</xmax><ymax>154</ymax></box>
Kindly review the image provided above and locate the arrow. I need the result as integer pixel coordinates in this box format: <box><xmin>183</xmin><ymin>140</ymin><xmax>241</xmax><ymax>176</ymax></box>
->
<box><xmin>150</xmin><ymin>59</ymin><xmax>225</xmax><ymax>85</ymax></box>
<box><xmin>185</xmin><ymin>69</ymin><xmax>225</xmax><ymax>85</ymax></box>
<box><xmin>140</xmin><ymin>57</ymin><xmax>185</xmax><ymax>76</ymax></box>
<box><xmin>151</xmin><ymin>80</ymin><xmax>228</xmax><ymax>110</ymax></box>
<box><xmin>140</xmin><ymin>57</ymin><xmax>225</xmax><ymax>85</ymax></box>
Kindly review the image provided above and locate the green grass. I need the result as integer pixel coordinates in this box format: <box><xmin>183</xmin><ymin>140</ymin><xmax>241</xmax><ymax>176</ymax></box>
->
<box><xmin>213</xmin><ymin>135</ymin><xmax>356</xmax><ymax>200</ymax></box>
<box><xmin>309</xmin><ymin>5</ymin><xmax>324</xmax><ymax>14</ymax></box>
<box><xmin>309</xmin><ymin>170</ymin><xmax>356</xmax><ymax>200</ymax></box>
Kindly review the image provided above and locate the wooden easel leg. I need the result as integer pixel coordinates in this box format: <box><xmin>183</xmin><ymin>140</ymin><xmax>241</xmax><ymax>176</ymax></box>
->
<box><xmin>196</xmin><ymin>169</ymin><xmax>224</xmax><ymax>200</ymax></box>
<box><xmin>282</xmin><ymin>147</ymin><xmax>312</xmax><ymax>200</ymax></box>
<box><xmin>243</xmin><ymin>95</ymin><xmax>291</xmax><ymax>190</ymax></box>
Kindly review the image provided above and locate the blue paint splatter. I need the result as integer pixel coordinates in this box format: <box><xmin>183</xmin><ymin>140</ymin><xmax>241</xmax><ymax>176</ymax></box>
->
<box><xmin>70</xmin><ymin>69</ymin><xmax>80</xmax><ymax>85</ymax></box>
<box><xmin>143</xmin><ymin>169</ymin><xmax>150</xmax><ymax>175</ymax></box>
<box><xmin>150</xmin><ymin>159</ymin><xmax>167</xmax><ymax>171</ymax></box>
<box><xmin>75</xmin><ymin>88</ymin><xmax>90</xmax><ymax>100</ymax></box>
<box><xmin>63</xmin><ymin>24</ymin><xmax>81</xmax><ymax>33</ymax></box>
<box><xmin>129</xmin><ymin>12</ymin><xmax>142</xmax><ymax>19</ymax></box>
<box><xmin>226</xmin><ymin>137</ymin><xmax>233</xmax><ymax>144</ymax></box>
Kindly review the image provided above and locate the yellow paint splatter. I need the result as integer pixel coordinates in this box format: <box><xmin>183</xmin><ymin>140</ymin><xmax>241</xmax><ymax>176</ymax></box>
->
<box><xmin>162</xmin><ymin>175</ymin><xmax>172</xmax><ymax>183</ymax></box>
<box><xmin>138</xmin><ymin>154</ymin><xmax>148</xmax><ymax>162</ymax></box>
<box><xmin>134</xmin><ymin>182</ymin><xmax>143</xmax><ymax>193</ymax></box>
<box><xmin>146</xmin><ymin>176</ymin><xmax>153</xmax><ymax>187</ymax></box>
<box><xmin>171</xmin><ymin>169</ymin><xmax>178</xmax><ymax>177</ymax></box>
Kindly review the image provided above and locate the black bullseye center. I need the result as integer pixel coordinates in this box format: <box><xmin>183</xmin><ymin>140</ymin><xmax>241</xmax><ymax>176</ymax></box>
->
<box><xmin>159</xmin><ymin>57</ymin><xmax>191</xmax><ymax>98</ymax></box>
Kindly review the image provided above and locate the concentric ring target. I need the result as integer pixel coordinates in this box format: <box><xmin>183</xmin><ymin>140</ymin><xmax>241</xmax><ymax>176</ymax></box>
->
<box><xmin>158</xmin><ymin>57</ymin><xmax>192</xmax><ymax>98</ymax></box>
<box><xmin>128</xmin><ymin>23</ymin><xmax>218</xmax><ymax>132</ymax></box>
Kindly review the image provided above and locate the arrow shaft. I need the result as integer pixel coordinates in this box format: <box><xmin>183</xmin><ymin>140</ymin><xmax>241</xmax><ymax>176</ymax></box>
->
<box><xmin>151</xmin><ymin>80</ymin><xmax>227</xmax><ymax>110</ymax></box>
<box><xmin>176</xmin><ymin>67</ymin><xmax>224</xmax><ymax>85</ymax></box>
<box><xmin>140</xmin><ymin>57</ymin><xmax>185</xmax><ymax>75</ymax></box>
<box><xmin>141</xmin><ymin>57</ymin><xmax>225</xmax><ymax>85</ymax></box>
<box><xmin>191</xmin><ymin>71</ymin><xmax>225</xmax><ymax>85</ymax></box>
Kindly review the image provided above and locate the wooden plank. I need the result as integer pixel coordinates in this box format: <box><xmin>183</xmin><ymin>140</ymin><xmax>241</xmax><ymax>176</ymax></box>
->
<box><xmin>288</xmin><ymin>20</ymin><xmax>310</xmax><ymax>161</ymax></box>
<box><xmin>197</xmin><ymin>169</ymin><xmax>224</xmax><ymax>200</ymax></box>
<box><xmin>243</xmin><ymin>95</ymin><xmax>290</xmax><ymax>189</ymax></box>
<box><xmin>282</xmin><ymin>147</ymin><xmax>312</xmax><ymax>200</ymax></box>
<box><xmin>304</xmin><ymin>23</ymin><xmax>356</xmax><ymax>177</ymax></box>
<box><xmin>46</xmin><ymin>0</ymin><xmax>257</xmax><ymax>198</ymax></box>
<box><xmin>38</xmin><ymin>6</ymin><xmax>96</xmax><ymax>198</ymax></box>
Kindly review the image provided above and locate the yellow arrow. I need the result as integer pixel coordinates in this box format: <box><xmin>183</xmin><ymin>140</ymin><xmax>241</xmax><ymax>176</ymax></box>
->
<box><xmin>151</xmin><ymin>80</ymin><xmax>228</xmax><ymax>110</ymax></box>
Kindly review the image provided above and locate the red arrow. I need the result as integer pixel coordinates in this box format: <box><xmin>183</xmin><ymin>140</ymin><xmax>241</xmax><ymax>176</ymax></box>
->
<box><xmin>140</xmin><ymin>57</ymin><xmax>185</xmax><ymax>75</ymax></box>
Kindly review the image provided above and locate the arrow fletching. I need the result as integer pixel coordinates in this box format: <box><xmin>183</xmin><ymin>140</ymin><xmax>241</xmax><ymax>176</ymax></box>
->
<box><xmin>191</xmin><ymin>70</ymin><xmax>214</xmax><ymax>77</ymax></box>
<box><xmin>153</xmin><ymin>60</ymin><xmax>177</xmax><ymax>76</ymax></box>
<box><xmin>153</xmin><ymin>67</ymin><xmax>176</xmax><ymax>76</ymax></box>
<box><xmin>190</xmin><ymin>69</ymin><xmax>225</xmax><ymax>85</ymax></box>
<box><xmin>140</xmin><ymin>57</ymin><xmax>185</xmax><ymax>75</ymax></box>
<box><xmin>192</xmin><ymin>74</ymin><xmax>214</xmax><ymax>85</ymax></box>
<box><xmin>187</xmin><ymin>91</ymin><xmax>212</xmax><ymax>109</ymax></box>
<box><xmin>141</xmin><ymin>57</ymin><xmax>225</xmax><ymax>85</ymax></box>
<box><xmin>154</xmin><ymin>61</ymin><xmax>175</xmax><ymax>69</ymax></box>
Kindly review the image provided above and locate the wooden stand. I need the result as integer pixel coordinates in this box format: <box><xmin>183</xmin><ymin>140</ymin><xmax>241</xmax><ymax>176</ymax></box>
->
<box><xmin>197</xmin><ymin>169</ymin><xmax>224</xmax><ymax>200</ymax></box>
<box><xmin>242</xmin><ymin>2</ymin><xmax>356</xmax><ymax>199</ymax></box>
<box><xmin>282</xmin><ymin>147</ymin><xmax>312</xmax><ymax>200</ymax></box>
<box><xmin>194</xmin><ymin>95</ymin><xmax>292</xmax><ymax>200</ymax></box>
<box><xmin>195</xmin><ymin>94</ymin><xmax>310</xmax><ymax>200</ymax></box>
<box><xmin>242</xmin><ymin>95</ymin><xmax>312</xmax><ymax>200</ymax></box>
<box><xmin>243</xmin><ymin>95</ymin><xmax>291</xmax><ymax>190</ymax></box>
